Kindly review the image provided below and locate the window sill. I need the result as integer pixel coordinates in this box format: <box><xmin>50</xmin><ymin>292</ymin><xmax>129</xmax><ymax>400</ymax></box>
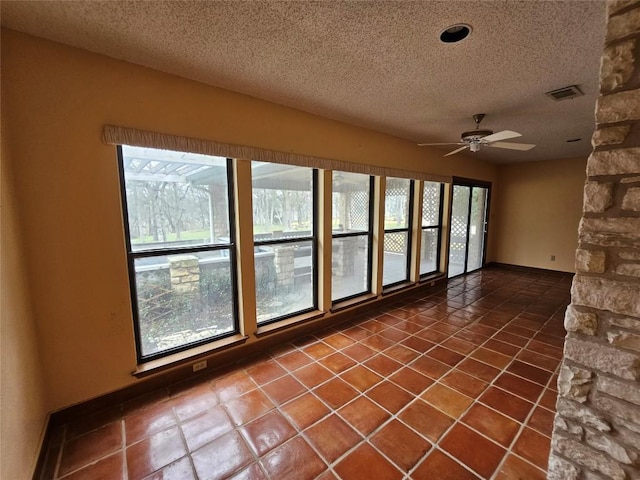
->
<box><xmin>382</xmin><ymin>281</ymin><xmax>414</xmax><ymax>295</ymax></box>
<box><xmin>132</xmin><ymin>333</ymin><xmax>249</xmax><ymax>378</ymax></box>
<box><xmin>419</xmin><ymin>272</ymin><xmax>446</xmax><ymax>284</ymax></box>
<box><xmin>255</xmin><ymin>310</ymin><xmax>325</xmax><ymax>337</ymax></box>
<box><xmin>331</xmin><ymin>293</ymin><xmax>378</xmax><ymax>313</ymax></box>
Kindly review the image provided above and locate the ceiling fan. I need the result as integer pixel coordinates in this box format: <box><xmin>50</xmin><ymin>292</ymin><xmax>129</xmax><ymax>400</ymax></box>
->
<box><xmin>418</xmin><ymin>114</ymin><xmax>536</xmax><ymax>157</ymax></box>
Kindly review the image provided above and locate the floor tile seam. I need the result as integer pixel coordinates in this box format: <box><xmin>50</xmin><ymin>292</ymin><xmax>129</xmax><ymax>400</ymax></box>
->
<box><xmin>233</xmin><ymin>412</ymin><xmax>276</xmax><ymax>479</ymax></box>
<box><xmin>488</xmin><ymin>439</ymin><xmax>549</xmax><ymax>480</ymax></box>
<box><xmin>123</xmin><ymin>406</ymin><xmax>179</xmax><ymax>448</ymax></box>
<box><xmin>55</xmin><ymin>425</ymin><xmax>125</xmax><ymax>479</ymax></box>
<box><xmin>410</xmin><ymin>444</ymin><xmax>484</xmax><ymax>479</ymax></box>
<box><xmin>495</xmin><ymin>373</ymin><xmax>556</xmax><ymax>474</ymax></box>
<box><xmin>293</xmin><ymin>421</ymin><xmax>362</xmax><ymax>472</ymax></box>
<box><xmin>276</xmin><ymin>383</ymin><xmax>336</xmax><ymax>432</ymax></box>
<box><xmin>55</xmin><ymin>450</ymin><xmax>124</xmax><ymax>480</ymax></box>
<box><xmin>327</xmin><ymin>431</ymin><xmax>414</xmax><ymax>478</ymax></box>
<box><xmin>169</xmin><ymin>420</ymin><xmax>198</xmax><ymax>480</ymax></box>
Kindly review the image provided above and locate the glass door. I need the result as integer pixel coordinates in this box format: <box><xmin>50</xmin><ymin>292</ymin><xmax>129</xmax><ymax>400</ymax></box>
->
<box><xmin>448</xmin><ymin>183</ymin><xmax>489</xmax><ymax>278</ymax></box>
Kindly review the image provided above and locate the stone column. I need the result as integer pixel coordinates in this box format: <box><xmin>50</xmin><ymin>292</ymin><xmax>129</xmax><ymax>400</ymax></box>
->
<box><xmin>169</xmin><ymin>255</ymin><xmax>200</xmax><ymax>295</ymax></box>
<box><xmin>333</xmin><ymin>237</ymin><xmax>356</xmax><ymax>276</ymax></box>
<box><xmin>548</xmin><ymin>2</ymin><xmax>640</xmax><ymax>479</ymax></box>
<box><xmin>274</xmin><ymin>246</ymin><xmax>295</xmax><ymax>290</ymax></box>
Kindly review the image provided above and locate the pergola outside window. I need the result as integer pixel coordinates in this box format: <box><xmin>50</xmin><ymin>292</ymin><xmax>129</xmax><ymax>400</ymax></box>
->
<box><xmin>118</xmin><ymin>145</ymin><xmax>238</xmax><ymax>361</ymax></box>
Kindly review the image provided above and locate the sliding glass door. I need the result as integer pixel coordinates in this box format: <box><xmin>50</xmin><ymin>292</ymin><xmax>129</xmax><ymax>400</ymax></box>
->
<box><xmin>448</xmin><ymin>183</ymin><xmax>490</xmax><ymax>278</ymax></box>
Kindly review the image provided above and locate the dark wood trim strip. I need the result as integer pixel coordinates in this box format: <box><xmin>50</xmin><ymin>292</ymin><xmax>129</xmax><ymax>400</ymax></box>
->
<box><xmin>486</xmin><ymin>261</ymin><xmax>574</xmax><ymax>276</ymax></box>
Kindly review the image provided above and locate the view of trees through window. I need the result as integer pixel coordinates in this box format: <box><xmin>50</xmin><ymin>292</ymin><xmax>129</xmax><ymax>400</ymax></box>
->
<box><xmin>120</xmin><ymin>146</ymin><xmax>236</xmax><ymax>359</ymax></box>
<box><xmin>118</xmin><ymin>147</ymin><xmax>451</xmax><ymax>361</ymax></box>
<box><xmin>251</xmin><ymin>162</ymin><xmax>316</xmax><ymax>324</ymax></box>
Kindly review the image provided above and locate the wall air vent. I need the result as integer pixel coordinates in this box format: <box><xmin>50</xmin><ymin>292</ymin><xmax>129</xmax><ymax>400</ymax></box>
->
<box><xmin>545</xmin><ymin>85</ymin><xmax>584</xmax><ymax>101</ymax></box>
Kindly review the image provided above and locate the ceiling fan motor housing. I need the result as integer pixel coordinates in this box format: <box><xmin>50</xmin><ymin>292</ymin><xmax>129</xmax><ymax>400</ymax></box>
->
<box><xmin>461</xmin><ymin>129</ymin><xmax>493</xmax><ymax>143</ymax></box>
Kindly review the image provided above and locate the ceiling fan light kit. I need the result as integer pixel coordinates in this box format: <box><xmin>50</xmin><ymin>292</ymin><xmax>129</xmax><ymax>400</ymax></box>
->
<box><xmin>419</xmin><ymin>113</ymin><xmax>536</xmax><ymax>157</ymax></box>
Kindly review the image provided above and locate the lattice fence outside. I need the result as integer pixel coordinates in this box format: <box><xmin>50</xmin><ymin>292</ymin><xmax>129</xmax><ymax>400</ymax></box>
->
<box><xmin>423</xmin><ymin>182</ymin><xmax>441</xmax><ymax>226</ymax></box>
<box><xmin>349</xmin><ymin>190</ymin><xmax>369</xmax><ymax>230</ymax></box>
<box><xmin>384</xmin><ymin>231</ymin><xmax>407</xmax><ymax>254</ymax></box>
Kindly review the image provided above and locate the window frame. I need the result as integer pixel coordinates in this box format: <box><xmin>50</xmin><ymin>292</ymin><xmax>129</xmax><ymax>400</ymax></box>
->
<box><xmin>117</xmin><ymin>146</ymin><xmax>240</xmax><ymax>363</ymax></box>
<box><xmin>331</xmin><ymin>174</ymin><xmax>375</xmax><ymax>304</ymax></box>
<box><xmin>252</xmin><ymin>167</ymin><xmax>319</xmax><ymax>326</ymax></box>
<box><xmin>382</xmin><ymin>178</ymin><xmax>415</xmax><ymax>289</ymax></box>
<box><xmin>419</xmin><ymin>182</ymin><xmax>445</xmax><ymax>277</ymax></box>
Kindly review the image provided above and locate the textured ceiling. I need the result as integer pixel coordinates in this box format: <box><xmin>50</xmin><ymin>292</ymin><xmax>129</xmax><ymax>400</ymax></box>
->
<box><xmin>1</xmin><ymin>0</ymin><xmax>607</xmax><ymax>164</ymax></box>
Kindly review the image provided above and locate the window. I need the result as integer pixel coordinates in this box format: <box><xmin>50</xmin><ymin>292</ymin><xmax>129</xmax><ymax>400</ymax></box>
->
<box><xmin>331</xmin><ymin>171</ymin><xmax>374</xmax><ymax>302</ymax></box>
<box><xmin>251</xmin><ymin>162</ymin><xmax>317</xmax><ymax>324</ymax></box>
<box><xmin>420</xmin><ymin>181</ymin><xmax>444</xmax><ymax>276</ymax></box>
<box><xmin>383</xmin><ymin>177</ymin><xmax>414</xmax><ymax>287</ymax></box>
<box><xmin>118</xmin><ymin>146</ymin><xmax>238</xmax><ymax>361</ymax></box>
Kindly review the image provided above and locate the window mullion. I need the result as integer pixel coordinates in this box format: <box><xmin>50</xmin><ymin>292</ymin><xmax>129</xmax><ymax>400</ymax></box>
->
<box><xmin>410</xmin><ymin>180</ymin><xmax>423</xmax><ymax>283</ymax></box>
<box><xmin>234</xmin><ymin>159</ymin><xmax>258</xmax><ymax>336</ymax></box>
<box><xmin>318</xmin><ymin>170</ymin><xmax>333</xmax><ymax>311</ymax></box>
<box><xmin>372</xmin><ymin>176</ymin><xmax>386</xmax><ymax>295</ymax></box>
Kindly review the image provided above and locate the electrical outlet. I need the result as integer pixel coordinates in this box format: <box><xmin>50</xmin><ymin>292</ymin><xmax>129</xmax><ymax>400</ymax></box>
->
<box><xmin>550</xmin><ymin>255</ymin><xmax>556</xmax><ymax>261</ymax></box>
<box><xmin>192</xmin><ymin>360</ymin><xmax>207</xmax><ymax>372</ymax></box>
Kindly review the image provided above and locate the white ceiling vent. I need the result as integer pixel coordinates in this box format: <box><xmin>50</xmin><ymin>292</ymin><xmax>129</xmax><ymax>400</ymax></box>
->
<box><xmin>545</xmin><ymin>85</ymin><xmax>584</xmax><ymax>101</ymax></box>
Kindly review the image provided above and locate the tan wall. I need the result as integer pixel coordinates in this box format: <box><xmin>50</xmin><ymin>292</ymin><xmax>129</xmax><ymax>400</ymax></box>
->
<box><xmin>1</xmin><ymin>103</ymin><xmax>48</xmax><ymax>478</ymax></box>
<box><xmin>1</xmin><ymin>29</ymin><xmax>498</xmax><ymax>413</ymax></box>
<box><xmin>492</xmin><ymin>157</ymin><xmax>587</xmax><ymax>272</ymax></box>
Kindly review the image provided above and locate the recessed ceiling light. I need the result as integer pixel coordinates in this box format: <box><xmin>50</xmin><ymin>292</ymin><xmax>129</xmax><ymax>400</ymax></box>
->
<box><xmin>566</xmin><ymin>138</ymin><xmax>582</xmax><ymax>143</ymax></box>
<box><xmin>440</xmin><ymin>24</ymin><xmax>472</xmax><ymax>43</ymax></box>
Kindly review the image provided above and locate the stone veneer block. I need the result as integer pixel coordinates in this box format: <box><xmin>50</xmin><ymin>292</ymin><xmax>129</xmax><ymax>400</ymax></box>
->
<box><xmin>607</xmin><ymin>6</ymin><xmax>640</xmax><ymax>42</ymax></box>
<box><xmin>553</xmin><ymin>436</ymin><xmax>627</xmax><ymax>480</ymax></box>
<box><xmin>557</xmin><ymin>397</ymin><xmax>612</xmax><ymax>432</ymax></box>
<box><xmin>572</xmin><ymin>275</ymin><xmax>640</xmax><ymax>318</ymax></box>
<box><xmin>584</xmin><ymin>182</ymin><xmax>613</xmax><ymax>212</ymax></box>
<box><xmin>555</xmin><ymin>416</ymin><xmax>585</xmax><ymax>437</ymax></box>
<box><xmin>595</xmin><ymin>394</ymin><xmax>640</xmax><ymax>427</ymax></box>
<box><xmin>575</xmin><ymin>249</ymin><xmax>606</xmax><ymax>273</ymax></box>
<box><xmin>564</xmin><ymin>337</ymin><xmax>640</xmax><ymax>380</ymax></box>
<box><xmin>592</xmin><ymin>125</ymin><xmax>631</xmax><ymax>146</ymax></box>
<box><xmin>619</xmin><ymin>251</ymin><xmax>640</xmax><ymax>260</ymax></box>
<box><xmin>585</xmin><ymin>430</ymin><xmax>638</xmax><ymax>464</ymax></box>
<box><xmin>598</xmin><ymin>376</ymin><xmax>640</xmax><ymax>405</ymax></box>
<box><xmin>547</xmin><ymin>453</ymin><xmax>580</xmax><ymax>480</ymax></box>
<box><xmin>622</xmin><ymin>187</ymin><xmax>640</xmax><ymax>211</ymax></box>
<box><xmin>621</xmin><ymin>175</ymin><xmax>640</xmax><ymax>183</ymax></box>
<box><xmin>612</xmin><ymin>420</ymin><xmax>640</xmax><ymax>449</ymax></box>
<box><xmin>596</xmin><ymin>90</ymin><xmax>640</xmax><ymax>124</ymax></box>
<box><xmin>610</xmin><ymin>316</ymin><xmax>640</xmax><ymax>330</ymax></box>
<box><xmin>558</xmin><ymin>364</ymin><xmax>593</xmax><ymax>402</ymax></box>
<box><xmin>587</xmin><ymin>148</ymin><xmax>640</xmax><ymax>176</ymax></box>
<box><xmin>616</xmin><ymin>263</ymin><xmax>640</xmax><ymax>277</ymax></box>
<box><xmin>601</xmin><ymin>39</ymin><xmax>635</xmax><ymax>92</ymax></box>
<box><xmin>564</xmin><ymin>306</ymin><xmax>598</xmax><ymax>335</ymax></box>
<box><xmin>608</xmin><ymin>330</ymin><xmax>640</xmax><ymax>352</ymax></box>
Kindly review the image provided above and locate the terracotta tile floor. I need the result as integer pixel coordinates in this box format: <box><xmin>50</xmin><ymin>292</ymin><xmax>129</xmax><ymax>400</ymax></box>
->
<box><xmin>39</xmin><ymin>267</ymin><xmax>571</xmax><ymax>480</ymax></box>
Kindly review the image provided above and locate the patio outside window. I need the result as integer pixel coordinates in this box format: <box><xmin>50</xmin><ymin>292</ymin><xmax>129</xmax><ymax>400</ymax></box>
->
<box><xmin>420</xmin><ymin>181</ymin><xmax>444</xmax><ymax>276</ymax></box>
<box><xmin>118</xmin><ymin>145</ymin><xmax>238</xmax><ymax>361</ymax></box>
<box><xmin>383</xmin><ymin>177</ymin><xmax>414</xmax><ymax>287</ymax></box>
<box><xmin>331</xmin><ymin>171</ymin><xmax>373</xmax><ymax>302</ymax></box>
<box><xmin>251</xmin><ymin>162</ymin><xmax>317</xmax><ymax>324</ymax></box>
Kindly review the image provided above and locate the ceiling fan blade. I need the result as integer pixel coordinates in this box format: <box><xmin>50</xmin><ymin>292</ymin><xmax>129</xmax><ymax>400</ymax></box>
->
<box><xmin>486</xmin><ymin>141</ymin><xmax>536</xmax><ymax>151</ymax></box>
<box><xmin>418</xmin><ymin>142</ymin><xmax>465</xmax><ymax>146</ymax></box>
<box><xmin>481</xmin><ymin>130</ymin><xmax>522</xmax><ymax>143</ymax></box>
<box><xmin>444</xmin><ymin>146</ymin><xmax>469</xmax><ymax>157</ymax></box>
